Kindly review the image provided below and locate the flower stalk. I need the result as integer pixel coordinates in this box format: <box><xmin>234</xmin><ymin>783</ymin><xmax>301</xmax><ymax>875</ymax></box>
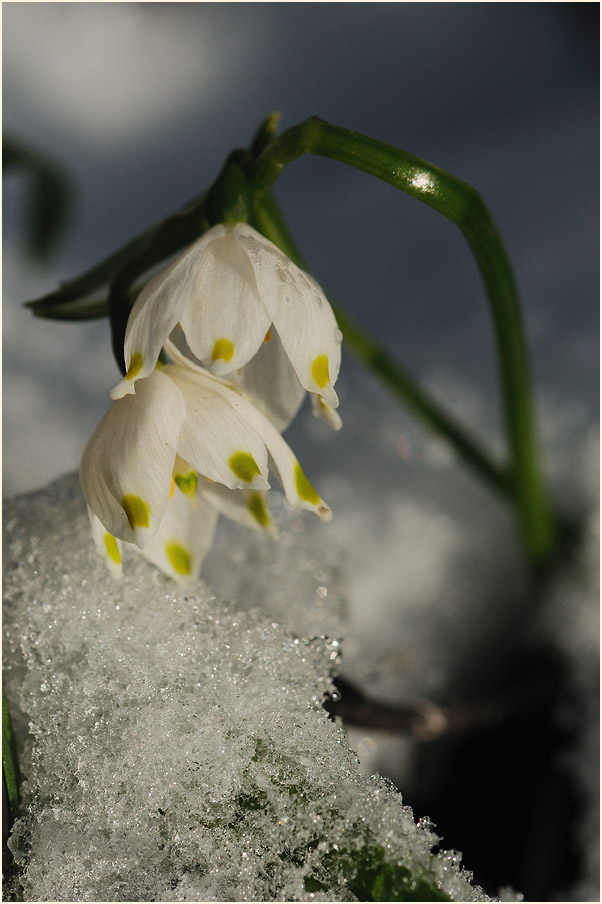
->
<box><xmin>248</xmin><ymin>118</ymin><xmax>557</xmax><ymax>565</ymax></box>
<box><xmin>252</xmin><ymin>192</ymin><xmax>513</xmax><ymax>501</ymax></box>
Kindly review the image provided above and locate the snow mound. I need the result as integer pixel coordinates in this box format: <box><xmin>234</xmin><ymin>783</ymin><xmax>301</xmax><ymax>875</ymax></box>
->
<box><xmin>3</xmin><ymin>472</ymin><xmax>487</xmax><ymax>902</ymax></box>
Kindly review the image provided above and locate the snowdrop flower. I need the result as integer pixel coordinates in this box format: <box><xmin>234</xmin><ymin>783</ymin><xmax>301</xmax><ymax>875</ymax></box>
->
<box><xmin>80</xmin><ymin>359</ymin><xmax>330</xmax><ymax>584</ymax></box>
<box><xmin>86</xmin><ymin>479</ymin><xmax>219</xmax><ymax>585</ymax></box>
<box><xmin>110</xmin><ymin>222</ymin><xmax>343</xmax><ymax>427</ymax></box>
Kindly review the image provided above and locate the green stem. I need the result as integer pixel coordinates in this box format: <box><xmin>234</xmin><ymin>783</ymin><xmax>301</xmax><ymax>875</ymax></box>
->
<box><xmin>248</xmin><ymin>118</ymin><xmax>556</xmax><ymax>563</ymax></box>
<box><xmin>3</xmin><ymin>688</ymin><xmax>20</xmax><ymax>820</ymax></box>
<box><xmin>253</xmin><ymin>194</ymin><xmax>512</xmax><ymax>500</ymax></box>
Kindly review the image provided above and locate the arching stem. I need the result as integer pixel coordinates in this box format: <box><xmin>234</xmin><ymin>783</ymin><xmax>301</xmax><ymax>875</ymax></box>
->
<box><xmin>248</xmin><ymin>118</ymin><xmax>557</xmax><ymax>564</ymax></box>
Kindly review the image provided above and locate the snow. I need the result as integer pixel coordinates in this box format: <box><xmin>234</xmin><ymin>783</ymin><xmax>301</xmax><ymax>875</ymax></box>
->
<box><xmin>3</xmin><ymin>473</ymin><xmax>488</xmax><ymax>902</ymax></box>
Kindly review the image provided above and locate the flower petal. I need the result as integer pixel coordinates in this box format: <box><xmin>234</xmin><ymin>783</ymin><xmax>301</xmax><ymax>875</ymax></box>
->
<box><xmin>139</xmin><ymin>483</ymin><xmax>218</xmax><ymax>585</ymax></box>
<box><xmin>197</xmin><ymin>375</ymin><xmax>331</xmax><ymax>521</ymax></box>
<box><xmin>163</xmin><ymin>343</ymin><xmax>331</xmax><ymax>520</ymax></box>
<box><xmin>179</xmin><ymin>228</ymin><xmax>272</xmax><ymax>377</ymax></box>
<box><xmin>165</xmin><ymin>365</ymin><xmax>270</xmax><ymax>493</ymax></box>
<box><xmin>234</xmin><ymin>223</ymin><xmax>342</xmax><ymax>407</ymax></box>
<box><xmin>234</xmin><ymin>327</ymin><xmax>306</xmax><ymax>432</ymax></box>
<box><xmin>310</xmin><ymin>392</ymin><xmax>343</xmax><ymax>431</ymax></box>
<box><xmin>110</xmin><ymin>226</ymin><xmax>230</xmax><ymax>399</ymax></box>
<box><xmin>172</xmin><ymin>454</ymin><xmax>199</xmax><ymax>504</ymax></box>
<box><xmin>80</xmin><ymin>368</ymin><xmax>185</xmax><ymax>546</ymax></box>
<box><xmin>87</xmin><ymin>506</ymin><xmax>124</xmax><ymax>578</ymax></box>
<box><xmin>110</xmin><ymin>260</ymin><xmax>185</xmax><ymax>400</ymax></box>
<box><xmin>198</xmin><ymin>478</ymin><xmax>278</xmax><ymax>539</ymax></box>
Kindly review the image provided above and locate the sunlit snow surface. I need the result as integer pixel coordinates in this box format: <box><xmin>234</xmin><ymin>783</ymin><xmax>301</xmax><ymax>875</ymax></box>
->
<box><xmin>3</xmin><ymin>473</ymin><xmax>488</xmax><ymax>902</ymax></box>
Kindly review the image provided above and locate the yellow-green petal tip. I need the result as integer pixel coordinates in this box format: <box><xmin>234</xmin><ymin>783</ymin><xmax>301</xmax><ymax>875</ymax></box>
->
<box><xmin>311</xmin><ymin>354</ymin><xmax>330</xmax><ymax>389</ymax></box>
<box><xmin>126</xmin><ymin>352</ymin><xmax>143</xmax><ymax>380</ymax></box>
<box><xmin>175</xmin><ymin>470</ymin><xmax>198</xmax><ymax>499</ymax></box>
<box><xmin>248</xmin><ymin>492</ymin><xmax>270</xmax><ymax>528</ymax></box>
<box><xmin>166</xmin><ymin>542</ymin><xmax>192</xmax><ymax>576</ymax></box>
<box><xmin>294</xmin><ymin>463</ymin><xmax>320</xmax><ymax>505</ymax></box>
<box><xmin>121</xmin><ymin>494</ymin><xmax>150</xmax><ymax>530</ymax></box>
<box><xmin>103</xmin><ymin>533</ymin><xmax>121</xmax><ymax>565</ymax></box>
<box><xmin>229</xmin><ymin>451</ymin><xmax>261</xmax><ymax>483</ymax></box>
<box><xmin>212</xmin><ymin>338</ymin><xmax>235</xmax><ymax>363</ymax></box>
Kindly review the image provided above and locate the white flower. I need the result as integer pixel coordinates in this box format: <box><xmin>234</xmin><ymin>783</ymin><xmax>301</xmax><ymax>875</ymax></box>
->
<box><xmin>110</xmin><ymin>222</ymin><xmax>343</xmax><ymax>427</ymax></box>
<box><xmin>80</xmin><ymin>360</ymin><xmax>331</xmax><ymax>584</ymax></box>
<box><xmin>86</xmin><ymin>482</ymin><xmax>219</xmax><ymax>585</ymax></box>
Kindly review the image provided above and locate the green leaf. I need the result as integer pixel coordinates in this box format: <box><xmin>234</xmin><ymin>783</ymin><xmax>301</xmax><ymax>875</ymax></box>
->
<box><xmin>2</xmin><ymin>688</ymin><xmax>20</xmax><ymax>821</ymax></box>
<box><xmin>250</xmin><ymin>111</ymin><xmax>282</xmax><ymax>157</ymax></box>
<box><xmin>28</xmin><ymin>293</ymin><xmax>110</xmax><ymax>321</ymax></box>
<box><xmin>25</xmin><ymin>191</ymin><xmax>209</xmax><ymax>318</ymax></box>
<box><xmin>4</xmin><ymin>134</ymin><xmax>73</xmax><ymax>262</ymax></box>
<box><xmin>305</xmin><ymin>842</ymin><xmax>451</xmax><ymax>901</ymax></box>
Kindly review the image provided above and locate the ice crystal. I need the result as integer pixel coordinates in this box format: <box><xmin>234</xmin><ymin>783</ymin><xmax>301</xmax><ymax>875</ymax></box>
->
<box><xmin>3</xmin><ymin>473</ymin><xmax>488</xmax><ymax>902</ymax></box>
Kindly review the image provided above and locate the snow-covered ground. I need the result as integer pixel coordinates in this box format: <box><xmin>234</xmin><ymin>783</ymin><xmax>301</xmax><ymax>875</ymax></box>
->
<box><xmin>4</xmin><ymin>472</ymin><xmax>493</xmax><ymax>902</ymax></box>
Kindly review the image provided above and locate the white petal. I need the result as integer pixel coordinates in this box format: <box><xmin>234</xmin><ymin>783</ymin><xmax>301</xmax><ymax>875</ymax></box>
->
<box><xmin>165</xmin><ymin>364</ymin><xmax>270</xmax><ymax>492</ymax></box>
<box><xmin>198</xmin><ymin>478</ymin><xmax>278</xmax><ymax>539</ymax></box>
<box><xmin>80</xmin><ymin>368</ymin><xmax>185</xmax><ymax>546</ymax></box>
<box><xmin>233</xmin><ymin>223</ymin><xmax>342</xmax><ymax>407</ymax></box>
<box><xmin>87</xmin><ymin>506</ymin><xmax>124</xmax><ymax>578</ymax></box>
<box><xmin>310</xmin><ymin>392</ymin><xmax>343</xmax><ymax>431</ymax></box>
<box><xmin>162</xmin><ymin>344</ymin><xmax>331</xmax><ymax>520</ymax></box>
<box><xmin>234</xmin><ymin>326</ymin><xmax>306</xmax><ymax>432</ymax></box>
<box><xmin>197</xmin><ymin>372</ymin><xmax>331</xmax><ymax>521</ymax></box>
<box><xmin>110</xmin><ymin>260</ymin><xmax>186</xmax><ymax>400</ymax></box>
<box><xmin>110</xmin><ymin>226</ymin><xmax>228</xmax><ymax>400</ymax></box>
<box><xmin>179</xmin><ymin>229</ymin><xmax>272</xmax><ymax>377</ymax></box>
<box><xmin>140</xmin><ymin>484</ymin><xmax>218</xmax><ymax>585</ymax></box>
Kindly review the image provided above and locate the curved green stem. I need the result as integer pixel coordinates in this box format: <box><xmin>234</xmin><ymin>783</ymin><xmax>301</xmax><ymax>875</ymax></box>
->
<box><xmin>248</xmin><ymin>118</ymin><xmax>557</xmax><ymax>563</ymax></box>
<box><xmin>253</xmin><ymin>194</ymin><xmax>512</xmax><ymax>500</ymax></box>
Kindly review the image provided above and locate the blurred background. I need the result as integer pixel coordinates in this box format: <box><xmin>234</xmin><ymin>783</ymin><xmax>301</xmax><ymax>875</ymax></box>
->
<box><xmin>3</xmin><ymin>3</ymin><xmax>599</xmax><ymax>901</ymax></box>
<box><xmin>3</xmin><ymin>3</ymin><xmax>598</xmax><ymax>498</ymax></box>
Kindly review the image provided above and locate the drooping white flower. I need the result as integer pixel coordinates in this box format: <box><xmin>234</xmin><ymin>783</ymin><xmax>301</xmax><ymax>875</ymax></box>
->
<box><xmin>85</xmin><ymin>483</ymin><xmax>219</xmax><ymax>586</ymax></box>
<box><xmin>110</xmin><ymin>222</ymin><xmax>343</xmax><ymax>426</ymax></box>
<box><xmin>80</xmin><ymin>360</ymin><xmax>331</xmax><ymax>583</ymax></box>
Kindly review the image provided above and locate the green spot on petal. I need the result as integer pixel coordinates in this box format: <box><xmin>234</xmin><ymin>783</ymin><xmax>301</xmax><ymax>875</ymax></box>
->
<box><xmin>126</xmin><ymin>352</ymin><xmax>143</xmax><ymax>380</ymax></box>
<box><xmin>311</xmin><ymin>354</ymin><xmax>330</xmax><ymax>389</ymax></box>
<box><xmin>103</xmin><ymin>533</ymin><xmax>121</xmax><ymax>565</ymax></box>
<box><xmin>229</xmin><ymin>451</ymin><xmax>261</xmax><ymax>483</ymax></box>
<box><xmin>121</xmin><ymin>494</ymin><xmax>150</xmax><ymax>530</ymax></box>
<box><xmin>166</xmin><ymin>542</ymin><xmax>191</xmax><ymax>576</ymax></box>
<box><xmin>294</xmin><ymin>463</ymin><xmax>320</xmax><ymax>505</ymax></box>
<box><xmin>175</xmin><ymin>471</ymin><xmax>198</xmax><ymax>499</ymax></box>
<box><xmin>212</xmin><ymin>338</ymin><xmax>235</xmax><ymax>363</ymax></box>
<box><xmin>248</xmin><ymin>492</ymin><xmax>270</xmax><ymax>528</ymax></box>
